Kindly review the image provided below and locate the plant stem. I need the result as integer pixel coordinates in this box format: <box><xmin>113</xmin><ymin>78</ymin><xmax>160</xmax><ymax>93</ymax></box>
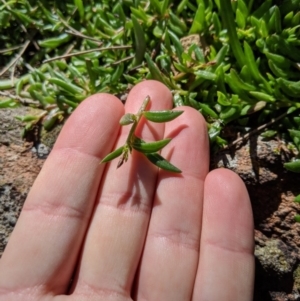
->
<box><xmin>126</xmin><ymin>95</ymin><xmax>150</xmax><ymax>146</ymax></box>
<box><xmin>117</xmin><ymin>96</ymin><xmax>150</xmax><ymax>168</ymax></box>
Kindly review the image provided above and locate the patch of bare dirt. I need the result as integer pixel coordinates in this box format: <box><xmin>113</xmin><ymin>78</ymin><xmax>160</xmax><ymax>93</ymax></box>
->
<box><xmin>0</xmin><ymin>107</ymin><xmax>51</xmax><ymax>255</ymax></box>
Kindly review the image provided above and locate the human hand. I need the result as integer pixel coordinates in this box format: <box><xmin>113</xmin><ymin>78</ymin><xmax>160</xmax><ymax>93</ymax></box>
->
<box><xmin>0</xmin><ymin>80</ymin><xmax>254</xmax><ymax>301</ymax></box>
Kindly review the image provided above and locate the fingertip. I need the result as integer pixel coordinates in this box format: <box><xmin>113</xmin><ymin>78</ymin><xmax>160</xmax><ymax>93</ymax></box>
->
<box><xmin>205</xmin><ymin>168</ymin><xmax>247</xmax><ymax>192</ymax></box>
<box><xmin>205</xmin><ymin>168</ymin><xmax>251</xmax><ymax>211</ymax></box>
<box><xmin>125</xmin><ymin>80</ymin><xmax>173</xmax><ymax>111</ymax></box>
<box><xmin>64</xmin><ymin>92</ymin><xmax>124</xmax><ymax>132</ymax></box>
<box><xmin>54</xmin><ymin>93</ymin><xmax>124</xmax><ymax>156</ymax></box>
<box><xmin>203</xmin><ymin>168</ymin><xmax>254</xmax><ymax>252</ymax></box>
<box><xmin>80</xmin><ymin>93</ymin><xmax>124</xmax><ymax>114</ymax></box>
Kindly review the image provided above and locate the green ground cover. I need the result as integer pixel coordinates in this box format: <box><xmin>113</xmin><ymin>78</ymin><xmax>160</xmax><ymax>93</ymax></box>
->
<box><xmin>0</xmin><ymin>0</ymin><xmax>300</xmax><ymax>159</ymax></box>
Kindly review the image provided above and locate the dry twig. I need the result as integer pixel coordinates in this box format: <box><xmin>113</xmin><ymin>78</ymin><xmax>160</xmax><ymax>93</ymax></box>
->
<box><xmin>0</xmin><ymin>91</ymin><xmax>42</xmax><ymax>107</ymax></box>
<box><xmin>223</xmin><ymin>111</ymin><xmax>288</xmax><ymax>149</ymax></box>
<box><xmin>43</xmin><ymin>45</ymin><xmax>132</xmax><ymax>63</ymax></box>
<box><xmin>0</xmin><ymin>40</ymin><xmax>31</xmax><ymax>77</ymax></box>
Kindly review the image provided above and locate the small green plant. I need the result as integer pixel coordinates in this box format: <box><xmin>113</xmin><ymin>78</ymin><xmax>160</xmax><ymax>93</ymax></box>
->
<box><xmin>284</xmin><ymin>158</ymin><xmax>300</xmax><ymax>223</ymax></box>
<box><xmin>101</xmin><ymin>96</ymin><xmax>183</xmax><ymax>173</ymax></box>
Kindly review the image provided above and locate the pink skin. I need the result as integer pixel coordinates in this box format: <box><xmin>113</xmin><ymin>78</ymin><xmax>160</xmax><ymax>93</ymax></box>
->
<box><xmin>0</xmin><ymin>80</ymin><xmax>254</xmax><ymax>301</ymax></box>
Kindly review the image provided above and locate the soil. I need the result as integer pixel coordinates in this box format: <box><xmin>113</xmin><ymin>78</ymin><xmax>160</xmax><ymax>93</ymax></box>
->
<box><xmin>1</xmin><ymin>106</ymin><xmax>300</xmax><ymax>300</ymax></box>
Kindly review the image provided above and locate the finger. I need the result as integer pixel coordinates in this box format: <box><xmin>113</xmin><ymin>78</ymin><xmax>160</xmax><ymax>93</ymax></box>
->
<box><xmin>192</xmin><ymin>169</ymin><xmax>254</xmax><ymax>301</ymax></box>
<box><xmin>0</xmin><ymin>94</ymin><xmax>124</xmax><ymax>298</ymax></box>
<box><xmin>134</xmin><ymin>107</ymin><xmax>209</xmax><ymax>300</ymax></box>
<box><xmin>71</xmin><ymin>80</ymin><xmax>173</xmax><ymax>299</ymax></box>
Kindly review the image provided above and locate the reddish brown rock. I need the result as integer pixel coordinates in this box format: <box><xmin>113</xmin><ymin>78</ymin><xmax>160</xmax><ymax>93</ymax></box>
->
<box><xmin>214</xmin><ymin>134</ymin><xmax>300</xmax><ymax>301</ymax></box>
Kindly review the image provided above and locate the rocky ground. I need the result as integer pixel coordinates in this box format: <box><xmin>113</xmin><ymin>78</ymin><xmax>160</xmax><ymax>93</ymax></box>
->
<box><xmin>1</xmin><ymin>105</ymin><xmax>300</xmax><ymax>300</ymax></box>
<box><xmin>214</xmin><ymin>134</ymin><xmax>300</xmax><ymax>301</ymax></box>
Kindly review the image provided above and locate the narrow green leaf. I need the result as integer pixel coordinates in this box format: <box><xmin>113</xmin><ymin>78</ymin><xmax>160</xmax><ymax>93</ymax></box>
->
<box><xmin>275</xmin><ymin>36</ymin><xmax>300</xmax><ymax>62</ymax></box>
<box><xmin>284</xmin><ymin>160</ymin><xmax>300</xmax><ymax>173</ymax></box>
<box><xmin>198</xmin><ymin>103</ymin><xmax>218</xmax><ymax>118</ymax></box>
<box><xmin>130</xmin><ymin>7</ymin><xmax>149</xmax><ymax>24</ymax></box>
<box><xmin>277</xmin><ymin>78</ymin><xmax>300</xmax><ymax>98</ymax></box>
<box><xmin>264</xmin><ymin>52</ymin><xmax>291</xmax><ymax>69</ymax></box>
<box><xmin>168</xmin><ymin>30</ymin><xmax>184</xmax><ymax>62</ymax></box>
<box><xmin>229</xmin><ymin>69</ymin><xmax>256</xmax><ymax>91</ymax></box>
<box><xmin>285</xmin><ymin>80</ymin><xmax>300</xmax><ymax>92</ymax></box>
<box><xmin>173</xmin><ymin>62</ymin><xmax>192</xmax><ymax>73</ymax></box>
<box><xmin>95</xmin><ymin>15</ymin><xmax>115</xmax><ymax>36</ymax></box>
<box><xmin>74</xmin><ymin>0</ymin><xmax>84</xmax><ymax>20</ymax></box>
<box><xmin>143</xmin><ymin>110</ymin><xmax>183</xmax><ymax>122</ymax></box>
<box><xmin>215</xmin><ymin>65</ymin><xmax>227</xmax><ymax>94</ymax></box>
<box><xmin>283</xmin><ymin>11</ymin><xmax>294</xmax><ymax>27</ymax></box>
<box><xmin>60</xmin><ymin>98</ymin><xmax>78</xmax><ymax>109</ymax></box>
<box><xmin>132</xmin><ymin>138</ymin><xmax>171</xmax><ymax>153</ymax></box>
<box><xmin>291</xmin><ymin>11</ymin><xmax>300</xmax><ymax>26</ymax></box>
<box><xmin>288</xmin><ymin>107</ymin><xmax>297</xmax><ymax>114</ymax></box>
<box><xmin>163</xmin><ymin>30</ymin><xmax>172</xmax><ymax>54</ymax></box>
<box><xmin>240</xmin><ymin>65</ymin><xmax>252</xmax><ymax>83</ymax></box>
<box><xmin>177</xmin><ymin>0</ymin><xmax>189</xmax><ymax>14</ymax></box>
<box><xmin>195</xmin><ymin>70</ymin><xmax>216</xmax><ymax>81</ymax></box>
<box><xmin>39</xmin><ymin>33</ymin><xmax>71</xmax><ymax>49</ymax></box>
<box><xmin>253</xmin><ymin>0</ymin><xmax>272</xmax><ymax>18</ymax></box>
<box><xmin>162</xmin><ymin>0</ymin><xmax>170</xmax><ymax>15</ymax></box>
<box><xmin>212</xmin><ymin>12</ymin><xmax>221</xmax><ymax>35</ymax></box>
<box><xmin>168</xmin><ymin>20</ymin><xmax>185</xmax><ymax>36</ymax></box>
<box><xmin>214</xmin><ymin>0</ymin><xmax>220</xmax><ymax>10</ymax></box>
<box><xmin>189</xmin><ymin>2</ymin><xmax>206</xmax><ymax>34</ymax></box>
<box><xmin>0</xmin><ymin>79</ymin><xmax>15</xmax><ymax>90</ymax></box>
<box><xmin>29</xmin><ymin>90</ymin><xmax>48</xmax><ymax>106</ymax></box>
<box><xmin>49</xmin><ymin>78</ymin><xmax>84</xmax><ymax>95</ymax></box>
<box><xmin>150</xmin><ymin>0</ymin><xmax>163</xmax><ymax>15</ymax></box>
<box><xmin>289</xmin><ymin>129</ymin><xmax>300</xmax><ymax>140</ymax></box>
<box><xmin>145</xmin><ymin>153</ymin><xmax>181</xmax><ymax>173</ymax></box>
<box><xmin>274</xmin><ymin>5</ymin><xmax>282</xmax><ymax>33</ymax></box>
<box><xmin>237</xmin><ymin>0</ymin><xmax>248</xmax><ymax>18</ymax></box>
<box><xmin>244</xmin><ymin>41</ymin><xmax>272</xmax><ymax>94</ymax></box>
<box><xmin>236</xmin><ymin>8</ymin><xmax>246</xmax><ymax>29</ymax></box>
<box><xmin>16</xmin><ymin>115</ymin><xmax>40</xmax><ymax>122</ymax></box>
<box><xmin>15</xmin><ymin>75</ymin><xmax>29</xmax><ymax>95</ymax></box>
<box><xmin>219</xmin><ymin>0</ymin><xmax>246</xmax><ymax>68</ymax></box>
<box><xmin>43</xmin><ymin>115</ymin><xmax>59</xmax><ymax>131</ymax></box>
<box><xmin>169</xmin><ymin>11</ymin><xmax>187</xmax><ymax>32</ymax></box>
<box><xmin>0</xmin><ymin>99</ymin><xmax>18</xmax><ymax>108</ymax></box>
<box><xmin>220</xmin><ymin>106</ymin><xmax>239</xmax><ymax>121</ymax></box>
<box><xmin>217</xmin><ymin>91</ymin><xmax>231</xmax><ymax>106</ymax></box>
<box><xmin>261</xmin><ymin>130</ymin><xmax>277</xmax><ymax>138</ymax></box>
<box><xmin>243</xmin><ymin>41</ymin><xmax>261</xmax><ymax>82</ymax></box>
<box><xmin>145</xmin><ymin>53</ymin><xmax>167</xmax><ymax>85</ymax></box>
<box><xmin>131</xmin><ymin>14</ymin><xmax>146</xmax><ymax>66</ymax></box>
<box><xmin>11</xmin><ymin>10</ymin><xmax>34</xmax><ymax>25</ymax></box>
<box><xmin>114</xmin><ymin>3</ymin><xmax>126</xmax><ymax>23</ymax></box>
<box><xmin>268</xmin><ymin>60</ymin><xmax>289</xmax><ymax>78</ymax></box>
<box><xmin>249</xmin><ymin>91</ymin><xmax>275</xmax><ymax>102</ymax></box>
<box><xmin>111</xmin><ymin>63</ymin><xmax>124</xmax><ymax>83</ymax></box>
<box><xmin>241</xmin><ymin>101</ymin><xmax>266</xmax><ymax>115</ymax></box>
<box><xmin>85</xmin><ymin>59</ymin><xmax>96</xmax><ymax>92</ymax></box>
<box><xmin>294</xmin><ymin>194</ymin><xmax>300</xmax><ymax>203</ymax></box>
<box><xmin>101</xmin><ymin>146</ymin><xmax>124</xmax><ymax>163</ymax></box>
